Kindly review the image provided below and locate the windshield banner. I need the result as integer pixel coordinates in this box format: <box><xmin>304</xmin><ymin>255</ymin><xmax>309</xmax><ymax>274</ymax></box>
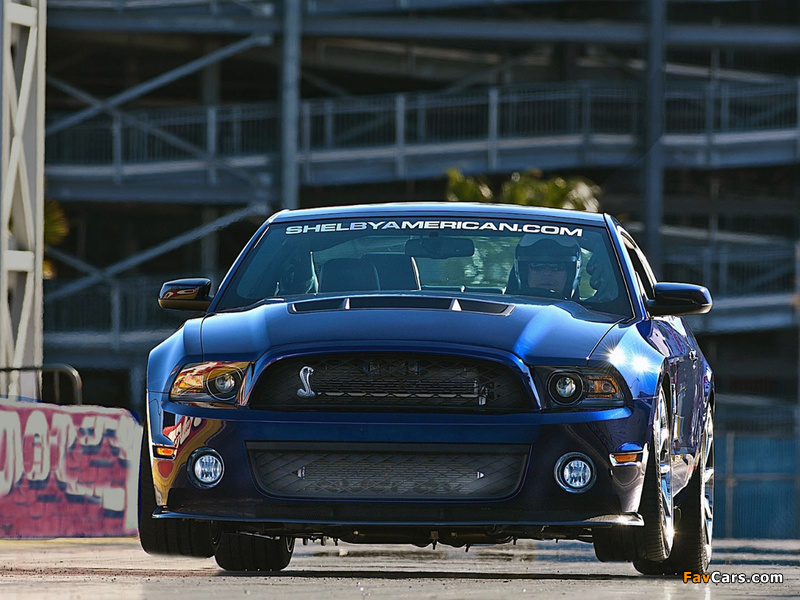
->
<box><xmin>285</xmin><ymin>220</ymin><xmax>583</xmax><ymax>237</ymax></box>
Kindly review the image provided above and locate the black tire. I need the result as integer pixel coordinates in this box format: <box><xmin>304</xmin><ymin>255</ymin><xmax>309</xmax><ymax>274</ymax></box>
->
<box><xmin>593</xmin><ymin>526</ymin><xmax>639</xmax><ymax>562</ymax></box>
<box><xmin>138</xmin><ymin>435</ymin><xmax>220</xmax><ymax>557</ymax></box>
<box><xmin>635</xmin><ymin>407</ymin><xmax>714</xmax><ymax>576</ymax></box>
<box><xmin>633</xmin><ymin>389</ymin><xmax>674</xmax><ymax>570</ymax></box>
<box><xmin>214</xmin><ymin>533</ymin><xmax>295</xmax><ymax>572</ymax></box>
<box><xmin>670</xmin><ymin>406</ymin><xmax>714</xmax><ymax>573</ymax></box>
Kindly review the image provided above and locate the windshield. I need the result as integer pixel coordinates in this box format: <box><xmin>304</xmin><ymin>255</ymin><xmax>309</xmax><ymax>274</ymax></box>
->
<box><xmin>214</xmin><ymin>217</ymin><xmax>632</xmax><ymax>317</ymax></box>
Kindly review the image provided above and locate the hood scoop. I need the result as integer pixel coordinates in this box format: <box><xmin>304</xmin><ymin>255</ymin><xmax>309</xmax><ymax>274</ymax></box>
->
<box><xmin>290</xmin><ymin>296</ymin><xmax>512</xmax><ymax>315</ymax></box>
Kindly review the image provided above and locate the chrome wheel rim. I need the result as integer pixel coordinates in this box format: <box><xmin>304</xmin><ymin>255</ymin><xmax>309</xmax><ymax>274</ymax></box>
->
<box><xmin>655</xmin><ymin>392</ymin><xmax>674</xmax><ymax>553</ymax></box>
<box><xmin>702</xmin><ymin>410</ymin><xmax>714</xmax><ymax>563</ymax></box>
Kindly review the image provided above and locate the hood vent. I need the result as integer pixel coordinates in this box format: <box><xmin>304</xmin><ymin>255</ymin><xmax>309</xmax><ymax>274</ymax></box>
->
<box><xmin>290</xmin><ymin>296</ymin><xmax>512</xmax><ymax>315</ymax></box>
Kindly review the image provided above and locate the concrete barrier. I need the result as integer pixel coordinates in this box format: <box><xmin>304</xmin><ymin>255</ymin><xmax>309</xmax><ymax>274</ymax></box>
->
<box><xmin>0</xmin><ymin>398</ymin><xmax>141</xmax><ymax>538</ymax></box>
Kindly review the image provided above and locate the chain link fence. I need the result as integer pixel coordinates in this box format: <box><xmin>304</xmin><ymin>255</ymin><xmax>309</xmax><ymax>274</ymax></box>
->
<box><xmin>715</xmin><ymin>403</ymin><xmax>799</xmax><ymax>539</ymax></box>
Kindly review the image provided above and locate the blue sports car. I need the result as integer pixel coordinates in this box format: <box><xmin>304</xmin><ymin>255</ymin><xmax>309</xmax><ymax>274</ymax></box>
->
<box><xmin>139</xmin><ymin>203</ymin><xmax>714</xmax><ymax>575</ymax></box>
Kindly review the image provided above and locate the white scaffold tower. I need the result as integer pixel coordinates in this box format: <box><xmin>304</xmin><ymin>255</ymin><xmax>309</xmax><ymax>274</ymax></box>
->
<box><xmin>0</xmin><ymin>0</ymin><xmax>45</xmax><ymax>399</ymax></box>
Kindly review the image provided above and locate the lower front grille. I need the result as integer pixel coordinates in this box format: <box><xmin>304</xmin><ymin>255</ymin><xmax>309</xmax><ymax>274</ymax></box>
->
<box><xmin>248</xmin><ymin>442</ymin><xmax>529</xmax><ymax>500</ymax></box>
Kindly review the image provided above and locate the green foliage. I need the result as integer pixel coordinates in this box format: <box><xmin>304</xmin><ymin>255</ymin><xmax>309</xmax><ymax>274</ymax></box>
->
<box><xmin>446</xmin><ymin>168</ymin><xmax>601</xmax><ymax>212</ymax></box>
<box><xmin>6</xmin><ymin>198</ymin><xmax>69</xmax><ymax>279</ymax></box>
<box><xmin>43</xmin><ymin>200</ymin><xmax>69</xmax><ymax>280</ymax></box>
<box><xmin>445</xmin><ymin>168</ymin><xmax>494</xmax><ymax>204</ymax></box>
<box><xmin>44</xmin><ymin>200</ymin><xmax>69</xmax><ymax>246</ymax></box>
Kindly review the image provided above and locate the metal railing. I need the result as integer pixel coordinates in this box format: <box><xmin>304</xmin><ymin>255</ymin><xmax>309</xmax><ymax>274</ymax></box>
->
<box><xmin>666</xmin><ymin>81</ymin><xmax>800</xmax><ymax>134</ymax></box>
<box><xmin>44</xmin><ymin>274</ymin><xmax>205</xmax><ymax>340</ymax></box>
<box><xmin>46</xmin><ymin>0</ymin><xmax>764</xmax><ymax>11</ymax></box>
<box><xmin>45</xmin><ymin>80</ymin><xmax>800</xmax><ymax>177</ymax></box>
<box><xmin>47</xmin><ymin>0</ymin><xmax>266</xmax><ymax>11</ymax></box>
<box><xmin>0</xmin><ymin>365</ymin><xmax>83</xmax><ymax>405</ymax></box>
<box><xmin>662</xmin><ymin>244</ymin><xmax>797</xmax><ymax>297</ymax></box>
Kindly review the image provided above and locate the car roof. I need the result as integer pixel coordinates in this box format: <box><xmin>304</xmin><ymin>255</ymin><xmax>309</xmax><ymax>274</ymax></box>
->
<box><xmin>268</xmin><ymin>202</ymin><xmax>608</xmax><ymax>226</ymax></box>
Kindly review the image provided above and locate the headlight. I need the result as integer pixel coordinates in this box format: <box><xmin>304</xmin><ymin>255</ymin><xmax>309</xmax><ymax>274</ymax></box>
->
<box><xmin>538</xmin><ymin>367</ymin><xmax>625</xmax><ymax>409</ymax></box>
<box><xmin>170</xmin><ymin>361</ymin><xmax>250</xmax><ymax>403</ymax></box>
<box><xmin>548</xmin><ymin>372</ymin><xmax>583</xmax><ymax>405</ymax></box>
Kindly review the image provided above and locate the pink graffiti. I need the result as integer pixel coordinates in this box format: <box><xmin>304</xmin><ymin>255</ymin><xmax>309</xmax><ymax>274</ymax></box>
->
<box><xmin>0</xmin><ymin>400</ymin><xmax>142</xmax><ymax>538</ymax></box>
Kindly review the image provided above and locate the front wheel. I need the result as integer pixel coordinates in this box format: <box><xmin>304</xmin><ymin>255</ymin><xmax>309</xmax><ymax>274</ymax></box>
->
<box><xmin>672</xmin><ymin>405</ymin><xmax>714</xmax><ymax>572</ymax></box>
<box><xmin>634</xmin><ymin>389</ymin><xmax>674</xmax><ymax>571</ymax></box>
<box><xmin>214</xmin><ymin>533</ymin><xmax>295</xmax><ymax>572</ymax></box>
<box><xmin>638</xmin><ymin>405</ymin><xmax>714</xmax><ymax>576</ymax></box>
<box><xmin>138</xmin><ymin>436</ymin><xmax>220</xmax><ymax>557</ymax></box>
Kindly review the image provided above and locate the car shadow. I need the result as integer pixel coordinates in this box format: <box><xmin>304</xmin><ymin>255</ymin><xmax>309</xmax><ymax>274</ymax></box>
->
<box><xmin>214</xmin><ymin>569</ymin><xmax>643</xmax><ymax>581</ymax></box>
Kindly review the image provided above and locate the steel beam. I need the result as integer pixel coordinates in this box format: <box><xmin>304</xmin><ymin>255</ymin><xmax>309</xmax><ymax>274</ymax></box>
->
<box><xmin>47</xmin><ymin>75</ymin><xmax>263</xmax><ymax>188</ymax></box>
<box><xmin>304</xmin><ymin>0</ymin><xmax>540</xmax><ymax>14</ymax></box>
<box><xmin>280</xmin><ymin>0</ymin><xmax>301</xmax><ymax>209</ymax></box>
<box><xmin>666</xmin><ymin>24</ymin><xmax>800</xmax><ymax>49</ymax></box>
<box><xmin>303</xmin><ymin>17</ymin><xmax>649</xmax><ymax>44</ymax></box>
<box><xmin>43</xmin><ymin>181</ymin><xmax>273</xmax><ymax>204</ymax></box>
<box><xmin>47</xmin><ymin>11</ymin><xmax>278</xmax><ymax>34</ymax></box>
<box><xmin>0</xmin><ymin>0</ymin><xmax>45</xmax><ymax>399</ymax></box>
<box><xmin>44</xmin><ymin>202</ymin><xmax>271</xmax><ymax>304</ymax></box>
<box><xmin>643</xmin><ymin>0</ymin><xmax>666</xmax><ymax>275</ymax></box>
<box><xmin>46</xmin><ymin>34</ymin><xmax>272</xmax><ymax>137</ymax></box>
<box><xmin>46</xmin><ymin>11</ymin><xmax>800</xmax><ymax>48</ymax></box>
<box><xmin>45</xmin><ymin>245</ymin><xmax>116</xmax><ymax>282</ymax></box>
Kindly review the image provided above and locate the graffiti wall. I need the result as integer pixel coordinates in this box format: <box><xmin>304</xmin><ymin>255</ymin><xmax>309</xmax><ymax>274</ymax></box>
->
<box><xmin>0</xmin><ymin>399</ymin><xmax>142</xmax><ymax>538</ymax></box>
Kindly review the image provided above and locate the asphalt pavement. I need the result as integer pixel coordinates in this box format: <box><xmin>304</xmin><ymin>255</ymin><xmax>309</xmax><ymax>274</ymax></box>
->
<box><xmin>0</xmin><ymin>537</ymin><xmax>797</xmax><ymax>599</ymax></box>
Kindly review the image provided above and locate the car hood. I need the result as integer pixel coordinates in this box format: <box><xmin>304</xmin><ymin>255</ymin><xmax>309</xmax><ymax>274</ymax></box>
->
<box><xmin>197</xmin><ymin>296</ymin><xmax>623</xmax><ymax>365</ymax></box>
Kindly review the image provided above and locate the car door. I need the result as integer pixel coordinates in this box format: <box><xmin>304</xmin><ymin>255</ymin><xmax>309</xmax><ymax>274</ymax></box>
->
<box><xmin>617</xmin><ymin>229</ymin><xmax>699</xmax><ymax>492</ymax></box>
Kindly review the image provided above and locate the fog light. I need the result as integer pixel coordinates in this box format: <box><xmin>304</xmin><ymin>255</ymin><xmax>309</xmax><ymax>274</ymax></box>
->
<box><xmin>188</xmin><ymin>448</ymin><xmax>224</xmax><ymax>489</ymax></box>
<box><xmin>555</xmin><ymin>453</ymin><xmax>595</xmax><ymax>493</ymax></box>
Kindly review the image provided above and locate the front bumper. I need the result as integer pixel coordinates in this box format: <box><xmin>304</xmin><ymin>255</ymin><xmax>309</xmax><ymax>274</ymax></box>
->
<box><xmin>147</xmin><ymin>397</ymin><xmax>651</xmax><ymax>533</ymax></box>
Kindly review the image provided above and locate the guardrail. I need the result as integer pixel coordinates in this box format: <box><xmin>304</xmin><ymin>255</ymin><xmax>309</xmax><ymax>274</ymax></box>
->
<box><xmin>45</xmin><ymin>80</ymin><xmax>800</xmax><ymax>180</ymax></box>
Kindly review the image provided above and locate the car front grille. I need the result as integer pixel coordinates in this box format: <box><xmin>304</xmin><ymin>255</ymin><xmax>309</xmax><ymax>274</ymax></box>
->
<box><xmin>248</xmin><ymin>353</ymin><xmax>529</xmax><ymax>412</ymax></box>
<box><xmin>247</xmin><ymin>442</ymin><xmax>529</xmax><ymax>500</ymax></box>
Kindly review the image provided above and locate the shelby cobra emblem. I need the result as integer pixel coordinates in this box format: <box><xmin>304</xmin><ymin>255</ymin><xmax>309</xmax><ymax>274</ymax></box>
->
<box><xmin>296</xmin><ymin>366</ymin><xmax>316</xmax><ymax>398</ymax></box>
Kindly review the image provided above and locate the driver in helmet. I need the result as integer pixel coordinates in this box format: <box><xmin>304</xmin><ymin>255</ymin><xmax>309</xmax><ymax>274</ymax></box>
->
<box><xmin>514</xmin><ymin>236</ymin><xmax>582</xmax><ymax>300</ymax></box>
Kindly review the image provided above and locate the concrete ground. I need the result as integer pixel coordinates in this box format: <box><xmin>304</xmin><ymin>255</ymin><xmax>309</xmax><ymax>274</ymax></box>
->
<box><xmin>0</xmin><ymin>537</ymin><xmax>797</xmax><ymax>599</ymax></box>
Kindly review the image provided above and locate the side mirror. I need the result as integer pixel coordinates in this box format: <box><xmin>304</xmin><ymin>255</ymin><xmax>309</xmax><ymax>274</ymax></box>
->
<box><xmin>158</xmin><ymin>278</ymin><xmax>213</xmax><ymax>311</ymax></box>
<box><xmin>646</xmin><ymin>282</ymin><xmax>712</xmax><ymax>317</ymax></box>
